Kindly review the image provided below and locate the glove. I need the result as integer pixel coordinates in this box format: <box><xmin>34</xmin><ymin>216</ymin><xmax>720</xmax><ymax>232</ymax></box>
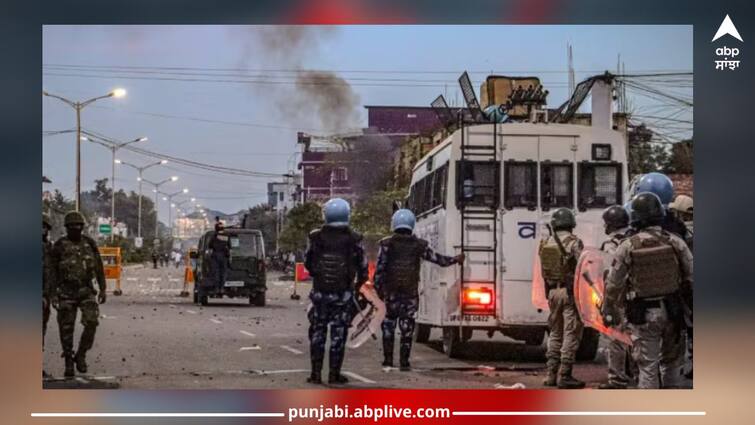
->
<box><xmin>98</xmin><ymin>291</ymin><xmax>107</xmax><ymax>304</ymax></box>
<box><xmin>50</xmin><ymin>294</ymin><xmax>60</xmax><ymax>310</ymax></box>
<box><xmin>455</xmin><ymin>254</ymin><xmax>466</xmax><ymax>264</ymax></box>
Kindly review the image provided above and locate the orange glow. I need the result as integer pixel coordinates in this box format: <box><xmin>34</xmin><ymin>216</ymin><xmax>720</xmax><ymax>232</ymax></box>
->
<box><xmin>464</xmin><ymin>288</ymin><xmax>493</xmax><ymax>306</ymax></box>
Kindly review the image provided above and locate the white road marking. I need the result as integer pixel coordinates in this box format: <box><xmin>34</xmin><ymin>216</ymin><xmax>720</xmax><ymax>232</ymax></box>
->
<box><xmin>279</xmin><ymin>345</ymin><xmax>303</xmax><ymax>355</ymax></box>
<box><xmin>147</xmin><ymin>278</ymin><xmax>161</xmax><ymax>282</ymax></box>
<box><xmin>126</xmin><ymin>278</ymin><xmax>138</xmax><ymax>281</ymax></box>
<box><xmin>209</xmin><ymin>318</ymin><xmax>223</xmax><ymax>325</ymax></box>
<box><xmin>342</xmin><ymin>371</ymin><xmax>376</xmax><ymax>384</ymax></box>
<box><xmin>185</xmin><ymin>310</ymin><xmax>198</xmax><ymax>315</ymax></box>
<box><xmin>239</xmin><ymin>330</ymin><xmax>256</xmax><ymax>338</ymax></box>
<box><xmin>272</xmin><ymin>281</ymin><xmax>289</xmax><ymax>287</ymax></box>
<box><xmin>477</xmin><ymin>365</ymin><xmax>495</xmax><ymax>371</ymax></box>
<box><xmin>239</xmin><ymin>346</ymin><xmax>261</xmax><ymax>351</ymax></box>
<box><xmin>100</xmin><ymin>314</ymin><xmax>117</xmax><ymax>320</ymax></box>
<box><xmin>169</xmin><ymin>278</ymin><xmax>181</xmax><ymax>282</ymax></box>
<box><xmin>94</xmin><ymin>376</ymin><xmax>116</xmax><ymax>380</ymax></box>
<box><xmin>251</xmin><ymin>369</ymin><xmax>308</xmax><ymax>375</ymax></box>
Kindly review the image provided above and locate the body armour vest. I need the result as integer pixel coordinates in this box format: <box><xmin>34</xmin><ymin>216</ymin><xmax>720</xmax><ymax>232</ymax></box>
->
<box><xmin>539</xmin><ymin>234</ymin><xmax>577</xmax><ymax>285</ymax></box>
<box><xmin>381</xmin><ymin>234</ymin><xmax>427</xmax><ymax>296</ymax></box>
<box><xmin>310</xmin><ymin>228</ymin><xmax>358</xmax><ymax>292</ymax></box>
<box><xmin>56</xmin><ymin>238</ymin><xmax>97</xmax><ymax>288</ymax></box>
<box><xmin>629</xmin><ymin>230</ymin><xmax>681</xmax><ymax>299</ymax></box>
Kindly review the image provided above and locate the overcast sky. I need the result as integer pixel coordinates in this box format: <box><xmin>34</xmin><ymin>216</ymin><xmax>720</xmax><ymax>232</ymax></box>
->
<box><xmin>42</xmin><ymin>25</ymin><xmax>692</xmax><ymax>222</ymax></box>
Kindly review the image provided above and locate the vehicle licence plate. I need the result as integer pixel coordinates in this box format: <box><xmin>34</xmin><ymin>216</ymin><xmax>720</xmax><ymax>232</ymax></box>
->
<box><xmin>225</xmin><ymin>281</ymin><xmax>244</xmax><ymax>287</ymax></box>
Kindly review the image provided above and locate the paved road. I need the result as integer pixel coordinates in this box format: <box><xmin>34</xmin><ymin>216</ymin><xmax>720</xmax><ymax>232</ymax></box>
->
<box><xmin>43</xmin><ymin>265</ymin><xmax>681</xmax><ymax>389</ymax></box>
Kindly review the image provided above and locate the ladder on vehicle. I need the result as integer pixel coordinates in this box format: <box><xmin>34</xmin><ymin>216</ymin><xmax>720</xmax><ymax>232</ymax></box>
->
<box><xmin>458</xmin><ymin>114</ymin><xmax>500</xmax><ymax>323</ymax></box>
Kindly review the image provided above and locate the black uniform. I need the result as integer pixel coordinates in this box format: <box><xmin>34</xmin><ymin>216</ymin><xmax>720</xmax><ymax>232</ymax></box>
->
<box><xmin>209</xmin><ymin>231</ymin><xmax>231</xmax><ymax>287</ymax></box>
<box><xmin>304</xmin><ymin>225</ymin><xmax>368</xmax><ymax>383</ymax></box>
<box><xmin>374</xmin><ymin>232</ymin><xmax>459</xmax><ymax>368</ymax></box>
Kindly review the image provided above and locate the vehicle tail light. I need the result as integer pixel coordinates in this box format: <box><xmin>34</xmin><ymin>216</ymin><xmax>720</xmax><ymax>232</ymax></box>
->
<box><xmin>462</xmin><ymin>286</ymin><xmax>495</xmax><ymax>314</ymax></box>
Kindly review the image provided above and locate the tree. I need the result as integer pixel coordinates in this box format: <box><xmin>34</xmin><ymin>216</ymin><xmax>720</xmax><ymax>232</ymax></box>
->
<box><xmin>628</xmin><ymin>124</ymin><xmax>671</xmax><ymax>177</ymax></box>
<box><xmin>242</xmin><ymin>204</ymin><xmax>277</xmax><ymax>254</ymax></box>
<box><xmin>278</xmin><ymin>202</ymin><xmax>323</xmax><ymax>257</ymax></box>
<box><xmin>351</xmin><ymin>188</ymin><xmax>407</xmax><ymax>259</ymax></box>
<box><xmin>667</xmin><ymin>139</ymin><xmax>693</xmax><ymax>174</ymax></box>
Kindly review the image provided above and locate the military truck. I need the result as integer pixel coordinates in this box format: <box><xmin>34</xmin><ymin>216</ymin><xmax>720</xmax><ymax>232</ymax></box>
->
<box><xmin>192</xmin><ymin>228</ymin><xmax>267</xmax><ymax>306</ymax></box>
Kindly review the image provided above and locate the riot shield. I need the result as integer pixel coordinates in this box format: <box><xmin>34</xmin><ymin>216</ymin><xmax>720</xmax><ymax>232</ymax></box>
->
<box><xmin>531</xmin><ymin>248</ymin><xmax>549</xmax><ymax>311</ymax></box>
<box><xmin>347</xmin><ymin>284</ymin><xmax>387</xmax><ymax>349</ymax></box>
<box><xmin>573</xmin><ymin>248</ymin><xmax>631</xmax><ymax>346</ymax></box>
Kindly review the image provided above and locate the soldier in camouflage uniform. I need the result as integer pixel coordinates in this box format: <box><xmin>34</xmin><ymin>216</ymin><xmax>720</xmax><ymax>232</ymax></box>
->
<box><xmin>304</xmin><ymin>198</ymin><xmax>368</xmax><ymax>385</ymax></box>
<box><xmin>539</xmin><ymin>208</ymin><xmax>585</xmax><ymax>389</ymax></box>
<box><xmin>42</xmin><ymin>213</ymin><xmax>54</xmax><ymax>378</ymax></box>
<box><xmin>51</xmin><ymin>211</ymin><xmax>107</xmax><ymax>377</ymax></box>
<box><xmin>604</xmin><ymin>192</ymin><xmax>693</xmax><ymax>389</ymax></box>
<box><xmin>598</xmin><ymin>205</ymin><xmax>635</xmax><ymax>389</ymax></box>
<box><xmin>374</xmin><ymin>209</ymin><xmax>463</xmax><ymax>371</ymax></box>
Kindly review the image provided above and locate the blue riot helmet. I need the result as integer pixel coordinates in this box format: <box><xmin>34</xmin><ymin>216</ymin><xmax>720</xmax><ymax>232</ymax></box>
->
<box><xmin>636</xmin><ymin>172</ymin><xmax>674</xmax><ymax>206</ymax></box>
<box><xmin>391</xmin><ymin>209</ymin><xmax>416</xmax><ymax>232</ymax></box>
<box><xmin>322</xmin><ymin>198</ymin><xmax>350</xmax><ymax>227</ymax></box>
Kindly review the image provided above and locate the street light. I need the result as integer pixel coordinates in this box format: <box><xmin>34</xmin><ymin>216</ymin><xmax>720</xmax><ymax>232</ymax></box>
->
<box><xmin>116</xmin><ymin>158</ymin><xmax>167</xmax><ymax>239</ymax></box>
<box><xmin>141</xmin><ymin>176</ymin><xmax>179</xmax><ymax>239</ymax></box>
<box><xmin>85</xmin><ymin>135</ymin><xmax>147</xmax><ymax>242</ymax></box>
<box><xmin>159</xmin><ymin>188</ymin><xmax>189</xmax><ymax>237</ymax></box>
<box><xmin>43</xmin><ymin>88</ymin><xmax>127</xmax><ymax>210</ymax></box>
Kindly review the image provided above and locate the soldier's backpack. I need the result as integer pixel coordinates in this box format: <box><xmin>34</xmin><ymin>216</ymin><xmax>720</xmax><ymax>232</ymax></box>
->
<box><xmin>628</xmin><ymin>230</ymin><xmax>681</xmax><ymax>299</ymax></box>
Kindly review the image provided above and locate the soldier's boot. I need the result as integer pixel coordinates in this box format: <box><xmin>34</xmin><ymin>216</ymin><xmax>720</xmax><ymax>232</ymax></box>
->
<box><xmin>399</xmin><ymin>344</ymin><xmax>411</xmax><ymax>371</ymax></box>
<box><xmin>557</xmin><ymin>364</ymin><xmax>585</xmax><ymax>389</ymax></box>
<box><xmin>307</xmin><ymin>360</ymin><xmax>323</xmax><ymax>384</ymax></box>
<box><xmin>328</xmin><ymin>370</ymin><xmax>349</xmax><ymax>384</ymax></box>
<box><xmin>543</xmin><ymin>362</ymin><xmax>559</xmax><ymax>387</ymax></box>
<box><xmin>382</xmin><ymin>339</ymin><xmax>394</xmax><ymax>367</ymax></box>
<box><xmin>63</xmin><ymin>352</ymin><xmax>75</xmax><ymax>378</ymax></box>
<box><xmin>74</xmin><ymin>350</ymin><xmax>88</xmax><ymax>374</ymax></box>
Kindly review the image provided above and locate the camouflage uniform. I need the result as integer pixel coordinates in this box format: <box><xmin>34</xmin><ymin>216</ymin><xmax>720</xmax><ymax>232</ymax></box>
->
<box><xmin>600</xmin><ymin>228</ymin><xmax>635</xmax><ymax>388</ymax></box>
<box><xmin>374</xmin><ymin>233</ymin><xmax>460</xmax><ymax>369</ymax></box>
<box><xmin>43</xmin><ymin>237</ymin><xmax>54</xmax><ymax>341</ymax></box>
<box><xmin>540</xmin><ymin>230</ymin><xmax>584</xmax><ymax>386</ymax></box>
<box><xmin>304</xmin><ymin>225</ymin><xmax>368</xmax><ymax>383</ymax></box>
<box><xmin>51</xmin><ymin>234</ymin><xmax>106</xmax><ymax>373</ymax></box>
<box><xmin>604</xmin><ymin>226</ymin><xmax>693</xmax><ymax>389</ymax></box>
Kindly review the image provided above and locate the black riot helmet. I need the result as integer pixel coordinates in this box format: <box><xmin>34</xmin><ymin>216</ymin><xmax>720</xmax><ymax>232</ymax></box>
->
<box><xmin>630</xmin><ymin>192</ymin><xmax>666</xmax><ymax>228</ymax></box>
<box><xmin>602</xmin><ymin>205</ymin><xmax>629</xmax><ymax>234</ymax></box>
<box><xmin>550</xmin><ymin>208</ymin><xmax>576</xmax><ymax>231</ymax></box>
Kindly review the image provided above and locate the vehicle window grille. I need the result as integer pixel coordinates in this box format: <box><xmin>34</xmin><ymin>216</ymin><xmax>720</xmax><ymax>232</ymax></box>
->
<box><xmin>578</xmin><ymin>162</ymin><xmax>622</xmax><ymax>210</ymax></box>
<box><xmin>504</xmin><ymin>161</ymin><xmax>537</xmax><ymax>209</ymax></box>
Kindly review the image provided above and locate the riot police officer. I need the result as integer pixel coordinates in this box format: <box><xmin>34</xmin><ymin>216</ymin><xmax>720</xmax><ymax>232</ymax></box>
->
<box><xmin>539</xmin><ymin>208</ymin><xmax>585</xmax><ymax>389</ymax></box>
<box><xmin>598</xmin><ymin>205</ymin><xmax>634</xmax><ymax>389</ymax></box>
<box><xmin>42</xmin><ymin>213</ymin><xmax>54</xmax><ymax>378</ymax></box>
<box><xmin>304</xmin><ymin>198</ymin><xmax>368</xmax><ymax>385</ymax></box>
<box><xmin>51</xmin><ymin>211</ymin><xmax>107</xmax><ymax>377</ymax></box>
<box><xmin>635</xmin><ymin>173</ymin><xmax>690</xmax><ymax>243</ymax></box>
<box><xmin>374</xmin><ymin>209</ymin><xmax>464</xmax><ymax>371</ymax></box>
<box><xmin>604</xmin><ymin>192</ymin><xmax>692</xmax><ymax>389</ymax></box>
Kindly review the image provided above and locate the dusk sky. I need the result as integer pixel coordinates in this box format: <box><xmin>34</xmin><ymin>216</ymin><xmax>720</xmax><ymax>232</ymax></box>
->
<box><xmin>42</xmin><ymin>25</ymin><xmax>692</xmax><ymax>222</ymax></box>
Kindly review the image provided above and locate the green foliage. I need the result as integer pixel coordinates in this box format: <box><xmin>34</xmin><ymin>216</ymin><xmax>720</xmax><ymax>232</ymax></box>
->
<box><xmin>628</xmin><ymin>124</ymin><xmax>671</xmax><ymax>177</ymax></box>
<box><xmin>351</xmin><ymin>189</ymin><xmax>407</xmax><ymax>259</ymax></box>
<box><xmin>242</xmin><ymin>204</ymin><xmax>277</xmax><ymax>254</ymax></box>
<box><xmin>278</xmin><ymin>202</ymin><xmax>323</xmax><ymax>255</ymax></box>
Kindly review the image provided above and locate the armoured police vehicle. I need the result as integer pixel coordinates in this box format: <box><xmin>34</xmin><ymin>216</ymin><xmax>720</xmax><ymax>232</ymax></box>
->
<box><xmin>192</xmin><ymin>228</ymin><xmax>267</xmax><ymax>306</ymax></box>
<box><xmin>408</xmin><ymin>73</ymin><xmax>627</xmax><ymax>359</ymax></box>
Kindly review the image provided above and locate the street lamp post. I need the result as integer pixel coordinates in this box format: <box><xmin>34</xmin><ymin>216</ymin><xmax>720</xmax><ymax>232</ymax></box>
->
<box><xmin>43</xmin><ymin>88</ymin><xmax>126</xmax><ymax>210</ymax></box>
<box><xmin>141</xmin><ymin>176</ymin><xmax>179</xmax><ymax>239</ymax></box>
<box><xmin>86</xmin><ymin>136</ymin><xmax>147</xmax><ymax>242</ymax></box>
<box><xmin>115</xmin><ymin>159</ymin><xmax>167</xmax><ymax>239</ymax></box>
<box><xmin>160</xmin><ymin>188</ymin><xmax>189</xmax><ymax>238</ymax></box>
